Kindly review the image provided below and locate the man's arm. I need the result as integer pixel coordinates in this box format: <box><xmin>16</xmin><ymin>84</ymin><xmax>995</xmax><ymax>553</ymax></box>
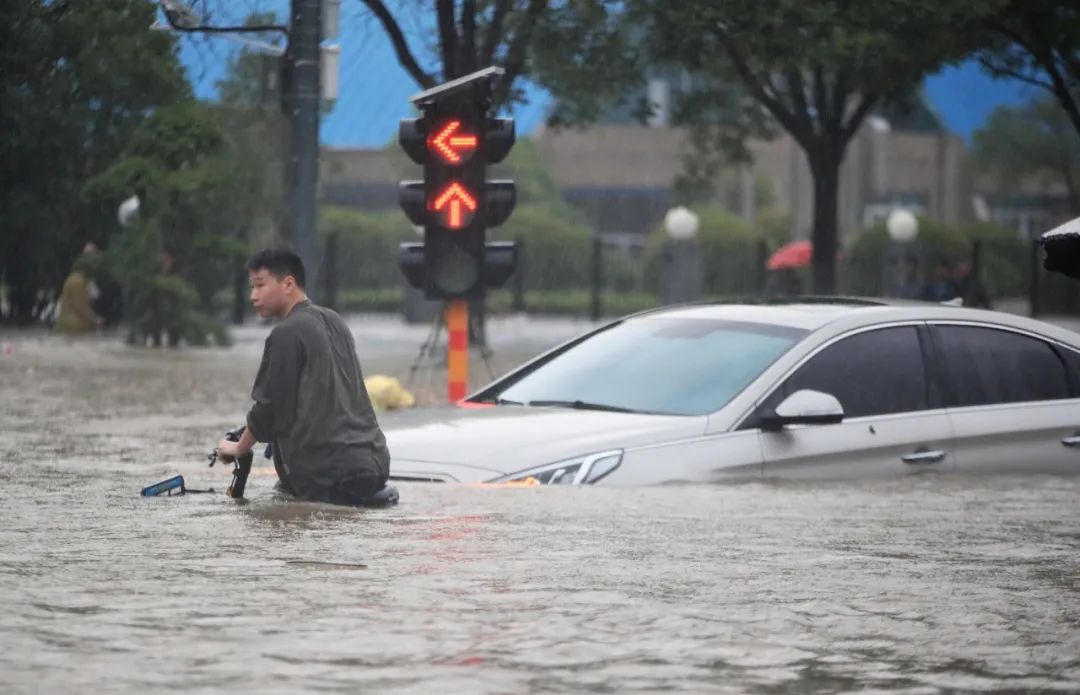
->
<box><xmin>217</xmin><ymin>426</ymin><xmax>256</xmax><ymax>459</ymax></box>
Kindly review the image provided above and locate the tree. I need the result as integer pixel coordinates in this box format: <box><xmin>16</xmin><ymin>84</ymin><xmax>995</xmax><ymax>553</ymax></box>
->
<box><xmin>359</xmin><ymin>0</ymin><xmax>641</xmax><ymax>121</ymax></box>
<box><xmin>973</xmin><ymin>97</ymin><xmax>1080</xmax><ymax>215</ymax></box>
<box><xmin>645</xmin><ymin>0</ymin><xmax>999</xmax><ymax>293</ymax></box>
<box><xmin>83</xmin><ymin>102</ymin><xmax>254</xmax><ymax>345</ymax></box>
<box><xmin>979</xmin><ymin>1</ymin><xmax>1080</xmax><ymax>141</ymax></box>
<box><xmin>213</xmin><ymin>14</ymin><xmax>289</xmax><ymax>318</ymax></box>
<box><xmin>0</xmin><ymin>0</ymin><xmax>191</xmax><ymax>324</ymax></box>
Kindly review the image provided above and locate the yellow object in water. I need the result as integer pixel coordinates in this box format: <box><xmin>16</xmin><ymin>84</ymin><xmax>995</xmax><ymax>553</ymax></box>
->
<box><xmin>364</xmin><ymin>375</ymin><xmax>415</xmax><ymax>411</ymax></box>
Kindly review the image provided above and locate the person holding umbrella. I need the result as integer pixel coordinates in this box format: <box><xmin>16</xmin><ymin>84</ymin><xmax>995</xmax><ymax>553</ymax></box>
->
<box><xmin>765</xmin><ymin>240</ymin><xmax>811</xmax><ymax>297</ymax></box>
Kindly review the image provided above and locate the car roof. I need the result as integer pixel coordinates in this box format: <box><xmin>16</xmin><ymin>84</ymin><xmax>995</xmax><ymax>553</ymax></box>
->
<box><xmin>628</xmin><ymin>297</ymin><xmax>1080</xmax><ymax>345</ymax></box>
<box><xmin>628</xmin><ymin>297</ymin><xmax>916</xmax><ymax>331</ymax></box>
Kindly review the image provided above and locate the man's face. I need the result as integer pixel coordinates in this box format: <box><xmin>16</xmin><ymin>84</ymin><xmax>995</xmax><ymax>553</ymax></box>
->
<box><xmin>249</xmin><ymin>269</ymin><xmax>291</xmax><ymax>319</ymax></box>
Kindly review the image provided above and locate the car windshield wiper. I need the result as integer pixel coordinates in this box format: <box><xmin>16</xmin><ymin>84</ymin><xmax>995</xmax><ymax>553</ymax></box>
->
<box><xmin>527</xmin><ymin>399</ymin><xmax>638</xmax><ymax>413</ymax></box>
<box><xmin>472</xmin><ymin>396</ymin><xmax>524</xmax><ymax>405</ymax></box>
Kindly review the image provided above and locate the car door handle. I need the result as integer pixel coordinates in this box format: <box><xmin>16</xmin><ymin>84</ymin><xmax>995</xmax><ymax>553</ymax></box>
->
<box><xmin>902</xmin><ymin>449</ymin><xmax>946</xmax><ymax>465</ymax></box>
<box><xmin>1063</xmin><ymin>435</ymin><xmax>1080</xmax><ymax>448</ymax></box>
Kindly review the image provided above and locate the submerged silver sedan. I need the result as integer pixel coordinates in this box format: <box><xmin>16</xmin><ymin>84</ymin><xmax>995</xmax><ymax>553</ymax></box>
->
<box><xmin>383</xmin><ymin>300</ymin><xmax>1080</xmax><ymax>485</ymax></box>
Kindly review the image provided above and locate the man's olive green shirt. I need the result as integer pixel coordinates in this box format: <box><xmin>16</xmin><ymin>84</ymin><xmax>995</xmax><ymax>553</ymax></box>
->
<box><xmin>246</xmin><ymin>300</ymin><xmax>390</xmax><ymax>496</ymax></box>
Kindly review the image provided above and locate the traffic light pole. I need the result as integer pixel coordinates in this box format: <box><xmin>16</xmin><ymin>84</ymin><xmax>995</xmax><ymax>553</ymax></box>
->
<box><xmin>396</xmin><ymin>67</ymin><xmax>518</xmax><ymax>404</ymax></box>
<box><xmin>286</xmin><ymin>0</ymin><xmax>322</xmax><ymax>293</ymax></box>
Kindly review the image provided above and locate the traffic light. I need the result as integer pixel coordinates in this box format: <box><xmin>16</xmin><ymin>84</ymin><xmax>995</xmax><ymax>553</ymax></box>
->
<box><xmin>397</xmin><ymin>67</ymin><xmax>518</xmax><ymax>299</ymax></box>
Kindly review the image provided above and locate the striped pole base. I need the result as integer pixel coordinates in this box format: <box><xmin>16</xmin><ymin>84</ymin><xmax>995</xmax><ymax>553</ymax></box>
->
<box><xmin>446</xmin><ymin>299</ymin><xmax>469</xmax><ymax>402</ymax></box>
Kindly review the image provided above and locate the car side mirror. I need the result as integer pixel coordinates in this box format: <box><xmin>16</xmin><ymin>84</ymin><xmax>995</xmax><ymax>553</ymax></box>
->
<box><xmin>761</xmin><ymin>389</ymin><xmax>845</xmax><ymax>431</ymax></box>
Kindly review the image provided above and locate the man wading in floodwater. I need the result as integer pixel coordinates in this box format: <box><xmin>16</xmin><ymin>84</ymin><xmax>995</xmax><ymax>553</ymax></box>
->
<box><xmin>214</xmin><ymin>246</ymin><xmax>392</xmax><ymax>505</ymax></box>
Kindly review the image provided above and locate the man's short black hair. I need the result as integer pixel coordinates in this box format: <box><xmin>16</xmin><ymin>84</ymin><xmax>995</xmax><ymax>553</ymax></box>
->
<box><xmin>247</xmin><ymin>246</ymin><xmax>306</xmax><ymax>288</ymax></box>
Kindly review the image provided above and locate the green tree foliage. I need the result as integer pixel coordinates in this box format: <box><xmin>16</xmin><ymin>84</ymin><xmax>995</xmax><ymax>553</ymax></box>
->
<box><xmin>83</xmin><ymin>102</ymin><xmax>262</xmax><ymax>346</ymax></box>
<box><xmin>0</xmin><ymin>0</ymin><xmax>191</xmax><ymax>324</ymax></box>
<box><xmin>211</xmin><ymin>19</ymin><xmax>289</xmax><ymax>315</ymax></box>
<box><xmin>973</xmin><ymin>97</ymin><xmax>1080</xmax><ymax>215</ymax></box>
<box><xmin>491</xmin><ymin>204</ymin><xmax>593</xmax><ymax>291</ymax></box>
<box><xmin>642</xmin><ymin>208</ymin><xmax>766</xmax><ymax>297</ymax></box>
<box><xmin>842</xmin><ymin>218</ymin><xmax>1026</xmax><ymax>301</ymax></box>
<box><xmin>319</xmin><ymin>207</ymin><xmax>417</xmax><ymax>290</ymax></box>
<box><xmin>644</xmin><ymin>0</ymin><xmax>1000</xmax><ymax>294</ymax></box>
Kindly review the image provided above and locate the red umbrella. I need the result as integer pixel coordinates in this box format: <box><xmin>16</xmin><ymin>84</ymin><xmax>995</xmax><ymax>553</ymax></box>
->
<box><xmin>766</xmin><ymin>240</ymin><xmax>812</xmax><ymax>270</ymax></box>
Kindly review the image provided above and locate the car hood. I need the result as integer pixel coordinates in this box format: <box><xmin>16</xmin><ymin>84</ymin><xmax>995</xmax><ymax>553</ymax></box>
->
<box><xmin>380</xmin><ymin>405</ymin><xmax>706</xmax><ymax>480</ymax></box>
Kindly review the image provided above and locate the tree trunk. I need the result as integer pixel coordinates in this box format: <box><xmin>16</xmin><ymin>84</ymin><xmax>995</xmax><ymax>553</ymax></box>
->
<box><xmin>1045</xmin><ymin>59</ymin><xmax>1080</xmax><ymax>144</ymax></box>
<box><xmin>809</xmin><ymin>152</ymin><xmax>841</xmax><ymax>294</ymax></box>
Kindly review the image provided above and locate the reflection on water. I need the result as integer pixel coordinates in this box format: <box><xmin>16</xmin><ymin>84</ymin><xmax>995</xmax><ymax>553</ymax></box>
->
<box><xmin>2</xmin><ymin>333</ymin><xmax>1080</xmax><ymax>693</ymax></box>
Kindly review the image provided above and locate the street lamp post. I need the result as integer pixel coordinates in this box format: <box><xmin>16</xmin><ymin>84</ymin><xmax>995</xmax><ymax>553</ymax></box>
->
<box><xmin>286</xmin><ymin>0</ymin><xmax>322</xmax><ymax>294</ymax></box>
<box><xmin>155</xmin><ymin>1</ymin><xmax>339</xmax><ymax>293</ymax></box>
<box><xmin>662</xmin><ymin>206</ymin><xmax>702</xmax><ymax>304</ymax></box>
<box><xmin>884</xmin><ymin>208</ymin><xmax>919</xmax><ymax>299</ymax></box>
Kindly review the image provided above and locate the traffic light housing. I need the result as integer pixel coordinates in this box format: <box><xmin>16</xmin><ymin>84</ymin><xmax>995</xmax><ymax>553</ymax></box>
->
<box><xmin>397</xmin><ymin>67</ymin><xmax>517</xmax><ymax>299</ymax></box>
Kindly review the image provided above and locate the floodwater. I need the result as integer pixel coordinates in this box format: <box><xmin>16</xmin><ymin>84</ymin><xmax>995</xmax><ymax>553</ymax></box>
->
<box><xmin>2</xmin><ymin>324</ymin><xmax>1080</xmax><ymax>694</ymax></box>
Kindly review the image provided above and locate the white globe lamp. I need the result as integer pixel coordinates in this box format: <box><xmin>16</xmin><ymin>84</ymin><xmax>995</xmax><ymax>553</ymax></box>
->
<box><xmin>886</xmin><ymin>208</ymin><xmax>918</xmax><ymax>243</ymax></box>
<box><xmin>664</xmin><ymin>206</ymin><xmax>700</xmax><ymax>241</ymax></box>
<box><xmin>117</xmin><ymin>195</ymin><xmax>141</xmax><ymax>228</ymax></box>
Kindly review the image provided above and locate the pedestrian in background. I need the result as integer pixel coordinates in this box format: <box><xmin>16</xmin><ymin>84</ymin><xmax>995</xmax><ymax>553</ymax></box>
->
<box><xmin>922</xmin><ymin>259</ymin><xmax>958</xmax><ymax>302</ymax></box>
<box><xmin>953</xmin><ymin>258</ymin><xmax>991</xmax><ymax>309</ymax></box>
<box><xmin>55</xmin><ymin>243</ymin><xmax>104</xmax><ymax>335</ymax></box>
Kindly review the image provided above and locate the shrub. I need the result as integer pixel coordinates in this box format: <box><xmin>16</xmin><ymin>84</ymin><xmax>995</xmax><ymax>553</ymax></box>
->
<box><xmin>642</xmin><ymin>207</ymin><xmax>767</xmax><ymax>296</ymax></box>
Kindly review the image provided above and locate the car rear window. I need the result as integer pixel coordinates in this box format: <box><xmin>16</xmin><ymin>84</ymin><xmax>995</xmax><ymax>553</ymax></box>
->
<box><xmin>934</xmin><ymin>325</ymin><xmax>1071</xmax><ymax>407</ymax></box>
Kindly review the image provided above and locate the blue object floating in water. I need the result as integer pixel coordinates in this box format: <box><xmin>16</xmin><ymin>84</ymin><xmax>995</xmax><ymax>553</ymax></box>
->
<box><xmin>141</xmin><ymin>475</ymin><xmax>185</xmax><ymax>497</ymax></box>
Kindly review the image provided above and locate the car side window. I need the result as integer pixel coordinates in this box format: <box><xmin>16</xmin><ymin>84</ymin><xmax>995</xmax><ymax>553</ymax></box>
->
<box><xmin>1059</xmin><ymin>347</ymin><xmax>1080</xmax><ymax>398</ymax></box>
<box><xmin>934</xmin><ymin>325</ymin><xmax>1070</xmax><ymax>407</ymax></box>
<box><xmin>771</xmin><ymin>326</ymin><xmax>928</xmax><ymax>420</ymax></box>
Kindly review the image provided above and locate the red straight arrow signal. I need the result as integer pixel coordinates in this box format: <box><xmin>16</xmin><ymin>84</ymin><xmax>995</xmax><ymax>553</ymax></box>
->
<box><xmin>430</xmin><ymin>182</ymin><xmax>478</xmax><ymax>229</ymax></box>
<box><xmin>428</xmin><ymin>120</ymin><xmax>478</xmax><ymax>164</ymax></box>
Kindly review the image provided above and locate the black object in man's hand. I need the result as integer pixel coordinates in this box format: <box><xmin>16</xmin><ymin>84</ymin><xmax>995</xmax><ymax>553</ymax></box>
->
<box><xmin>209</xmin><ymin>426</ymin><xmax>254</xmax><ymax>499</ymax></box>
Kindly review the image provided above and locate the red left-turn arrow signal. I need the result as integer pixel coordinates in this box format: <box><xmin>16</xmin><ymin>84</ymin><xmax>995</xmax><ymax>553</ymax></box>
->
<box><xmin>428</xmin><ymin>120</ymin><xmax>478</xmax><ymax>164</ymax></box>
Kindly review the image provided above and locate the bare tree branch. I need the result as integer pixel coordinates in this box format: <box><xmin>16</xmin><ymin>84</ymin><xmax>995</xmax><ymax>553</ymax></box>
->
<box><xmin>1022</xmin><ymin>16</ymin><xmax>1080</xmax><ymax>141</ymax></box>
<box><xmin>461</xmin><ymin>0</ymin><xmax>477</xmax><ymax>75</ymax></box>
<box><xmin>989</xmin><ymin>17</ymin><xmax>1037</xmax><ymax>55</ymax></box>
<box><xmin>841</xmin><ymin>93</ymin><xmax>878</xmax><ymax>146</ymax></box>
<box><xmin>436</xmin><ymin>0</ymin><xmax>458</xmax><ymax>79</ymax></box>
<box><xmin>481</xmin><ymin>0</ymin><xmax>511</xmax><ymax>66</ymax></box>
<box><xmin>831</xmin><ymin>73</ymin><xmax>849</xmax><ymax>135</ymax></box>
<box><xmin>715</xmin><ymin>27</ymin><xmax>807</xmax><ymax>146</ymax></box>
<box><xmin>496</xmin><ymin>0</ymin><xmax>547</xmax><ymax>103</ymax></box>
<box><xmin>785</xmin><ymin>69</ymin><xmax>814</xmax><ymax>137</ymax></box>
<box><xmin>1059</xmin><ymin>47</ymin><xmax>1080</xmax><ymax>84</ymax></box>
<box><xmin>811</xmin><ymin>66</ymin><xmax>832</xmax><ymax>138</ymax></box>
<box><xmin>1041</xmin><ymin>53</ymin><xmax>1080</xmax><ymax>141</ymax></box>
<box><xmin>978</xmin><ymin>56</ymin><xmax>1055</xmax><ymax>90</ymax></box>
<box><xmin>360</xmin><ymin>0</ymin><xmax>434</xmax><ymax>88</ymax></box>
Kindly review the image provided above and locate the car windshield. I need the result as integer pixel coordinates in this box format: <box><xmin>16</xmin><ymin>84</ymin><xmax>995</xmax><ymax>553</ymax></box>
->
<box><xmin>495</xmin><ymin>317</ymin><xmax>807</xmax><ymax>416</ymax></box>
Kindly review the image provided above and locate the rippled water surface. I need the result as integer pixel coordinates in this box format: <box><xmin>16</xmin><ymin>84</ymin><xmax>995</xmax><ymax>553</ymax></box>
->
<box><xmin>2</xmin><ymin>328</ymin><xmax>1079</xmax><ymax>693</ymax></box>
